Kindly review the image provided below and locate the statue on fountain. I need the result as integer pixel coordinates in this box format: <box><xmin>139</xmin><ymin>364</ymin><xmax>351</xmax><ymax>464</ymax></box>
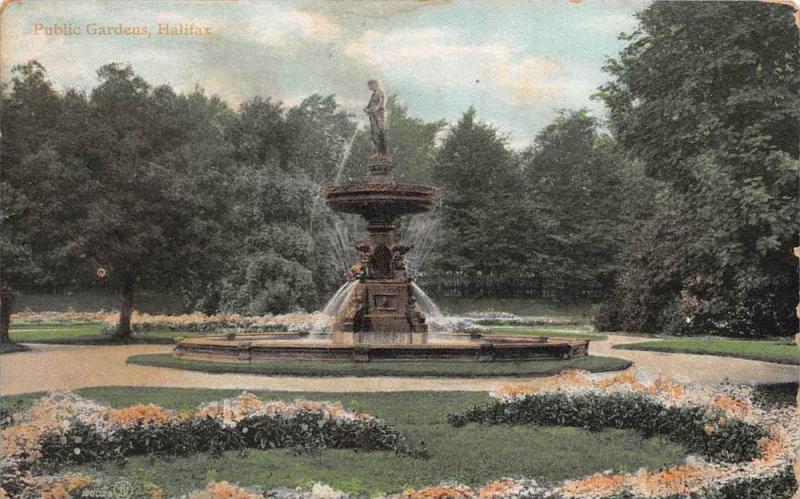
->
<box><xmin>364</xmin><ymin>79</ymin><xmax>387</xmax><ymax>155</ymax></box>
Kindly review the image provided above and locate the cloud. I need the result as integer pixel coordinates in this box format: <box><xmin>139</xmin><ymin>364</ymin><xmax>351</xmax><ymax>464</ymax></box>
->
<box><xmin>344</xmin><ymin>26</ymin><xmax>591</xmax><ymax>109</ymax></box>
<box><xmin>244</xmin><ymin>5</ymin><xmax>341</xmax><ymax>46</ymax></box>
<box><xmin>344</xmin><ymin>27</ymin><xmax>520</xmax><ymax>88</ymax></box>
<box><xmin>489</xmin><ymin>55</ymin><xmax>571</xmax><ymax>106</ymax></box>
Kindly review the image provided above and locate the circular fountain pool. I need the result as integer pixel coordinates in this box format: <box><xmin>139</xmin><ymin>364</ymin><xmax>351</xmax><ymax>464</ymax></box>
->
<box><xmin>173</xmin><ymin>331</ymin><xmax>588</xmax><ymax>363</ymax></box>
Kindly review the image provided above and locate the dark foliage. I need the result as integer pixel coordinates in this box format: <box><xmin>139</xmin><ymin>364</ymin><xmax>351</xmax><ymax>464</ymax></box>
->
<box><xmin>447</xmin><ymin>392</ymin><xmax>767</xmax><ymax>463</ymax></box>
<box><xmin>597</xmin><ymin>1</ymin><xmax>800</xmax><ymax>337</ymax></box>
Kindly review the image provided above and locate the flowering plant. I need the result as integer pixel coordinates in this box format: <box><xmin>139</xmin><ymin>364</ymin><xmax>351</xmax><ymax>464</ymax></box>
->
<box><xmin>0</xmin><ymin>392</ymin><xmax>419</xmax><ymax>497</ymax></box>
<box><xmin>444</xmin><ymin>370</ymin><xmax>797</xmax><ymax>497</ymax></box>
<box><xmin>12</xmin><ymin>310</ymin><xmax>332</xmax><ymax>334</ymax></box>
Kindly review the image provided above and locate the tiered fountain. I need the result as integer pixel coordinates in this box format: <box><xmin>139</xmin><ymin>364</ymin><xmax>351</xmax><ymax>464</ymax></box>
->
<box><xmin>174</xmin><ymin>81</ymin><xmax>588</xmax><ymax>363</ymax></box>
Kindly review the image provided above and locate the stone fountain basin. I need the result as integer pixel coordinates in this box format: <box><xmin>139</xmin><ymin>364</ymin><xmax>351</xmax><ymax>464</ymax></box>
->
<box><xmin>322</xmin><ymin>182</ymin><xmax>437</xmax><ymax>218</ymax></box>
<box><xmin>173</xmin><ymin>332</ymin><xmax>589</xmax><ymax>363</ymax></box>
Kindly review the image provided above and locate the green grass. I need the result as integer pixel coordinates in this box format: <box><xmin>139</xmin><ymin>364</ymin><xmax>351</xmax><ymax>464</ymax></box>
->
<box><xmin>613</xmin><ymin>338</ymin><xmax>799</xmax><ymax>365</ymax></box>
<box><xmin>487</xmin><ymin>324</ymin><xmax>607</xmax><ymax>341</ymax></box>
<box><xmin>127</xmin><ymin>353</ymin><xmax>631</xmax><ymax>378</ymax></box>
<box><xmin>0</xmin><ymin>387</ymin><xmax>687</xmax><ymax>496</ymax></box>
<box><xmin>9</xmin><ymin>323</ymin><xmax>197</xmax><ymax>345</ymax></box>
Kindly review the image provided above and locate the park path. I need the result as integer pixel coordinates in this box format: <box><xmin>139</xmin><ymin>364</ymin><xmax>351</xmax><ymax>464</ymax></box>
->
<box><xmin>0</xmin><ymin>335</ymin><xmax>796</xmax><ymax>396</ymax></box>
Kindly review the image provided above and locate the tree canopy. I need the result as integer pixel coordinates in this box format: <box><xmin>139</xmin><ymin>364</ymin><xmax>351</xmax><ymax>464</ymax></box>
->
<box><xmin>596</xmin><ymin>1</ymin><xmax>799</xmax><ymax>336</ymax></box>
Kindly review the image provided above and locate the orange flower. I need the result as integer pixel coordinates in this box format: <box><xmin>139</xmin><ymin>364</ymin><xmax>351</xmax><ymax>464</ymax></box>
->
<box><xmin>495</xmin><ymin>383</ymin><xmax>540</xmax><ymax>398</ymax></box>
<box><xmin>1</xmin><ymin>424</ymin><xmax>44</xmax><ymax>463</ymax></box>
<box><xmin>634</xmin><ymin>465</ymin><xmax>710</xmax><ymax>496</ymax></box>
<box><xmin>596</xmin><ymin>370</ymin><xmax>648</xmax><ymax>392</ymax></box>
<box><xmin>477</xmin><ymin>478</ymin><xmax>521</xmax><ymax>498</ymax></box>
<box><xmin>648</xmin><ymin>375</ymin><xmax>685</xmax><ymax>400</ymax></box>
<box><xmin>38</xmin><ymin>474</ymin><xmax>94</xmax><ymax>499</ymax></box>
<box><xmin>561</xmin><ymin>473</ymin><xmax>626</xmax><ymax>496</ymax></box>
<box><xmin>146</xmin><ymin>485</ymin><xmax>165</xmax><ymax>499</ymax></box>
<box><xmin>711</xmin><ymin>395</ymin><xmax>752</xmax><ymax>418</ymax></box>
<box><xmin>405</xmin><ymin>485</ymin><xmax>473</xmax><ymax>498</ymax></box>
<box><xmin>187</xmin><ymin>481</ymin><xmax>263</xmax><ymax>499</ymax></box>
<box><xmin>107</xmin><ymin>404</ymin><xmax>171</xmax><ymax>426</ymax></box>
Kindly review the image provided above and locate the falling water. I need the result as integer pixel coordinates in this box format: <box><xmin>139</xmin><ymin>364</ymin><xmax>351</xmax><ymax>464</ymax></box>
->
<box><xmin>411</xmin><ymin>282</ymin><xmax>442</xmax><ymax>317</ymax></box>
<box><xmin>334</xmin><ymin>124</ymin><xmax>361</xmax><ymax>185</ymax></box>
<box><xmin>401</xmin><ymin>206</ymin><xmax>441</xmax><ymax>277</ymax></box>
<box><xmin>322</xmin><ymin>280</ymin><xmax>358</xmax><ymax>316</ymax></box>
<box><xmin>309</xmin><ymin>123</ymin><xmax>362</xmax><ymax>234</ymax></box>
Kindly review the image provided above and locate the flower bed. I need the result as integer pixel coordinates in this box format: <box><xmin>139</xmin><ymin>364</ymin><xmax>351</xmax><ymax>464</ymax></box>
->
<box><xmin>440</xmin><ymin>370</ymin><xmax>798</xmax><ymax>498</ymax></box>
<box><xmin>0</xmin><ymin>392</ymin><xmax>421</xmax><ymax>498</ymax></box>
<box><xmin>11</xmin><ymin>310</ymin><xmax>332</xmax><ymax>334</ymax></box>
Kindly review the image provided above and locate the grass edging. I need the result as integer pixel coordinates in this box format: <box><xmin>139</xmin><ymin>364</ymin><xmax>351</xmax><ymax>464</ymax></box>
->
<box><xmin>612</xmin><ymin>340</ymin><xmax>799</xmax><ymax>365</ymax></box>
<box><xmin>127</xmin><ymin>353</ymin><xmax>632</xmax><ymax>378</ymax></box>
<box><xmin>0</xmin><ymin>342</ymin><xmax>31</xmax><ymax>355</ymax></box>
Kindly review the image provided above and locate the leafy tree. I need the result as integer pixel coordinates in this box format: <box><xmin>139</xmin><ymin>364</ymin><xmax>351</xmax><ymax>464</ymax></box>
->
<box><xmin>74</xmin><ymin>64</ymin><xmax>232</xmax><ymax>336</ymax></box>
<box><xmin>521</xmin><ymin>110</ymin><xmax>652</xmax><ymax>294</ymax></box>
<box><xmin>431</xmin><ymin>108</ymin><xmax>528</xmax><ymax>278</ymax></box>
<box><xmin>597</xmin><ymin>2</ymin><xmax>799</xmax><ymax>336</ymax></box>
<box><xmin>0</xmin><ymin>62</ymin><xmax>88</xmax><ymax>342</ymax></box>
<box><xmin>225</xmin><ymin>96</ymin><xmax>287</xmax><ymax>166</ymax></box>
<box><xmin>219</xmin><ymin>163</ymin><xmax>319</xmax><ymax>314</ymax></box>
<box><xmin>283</xmin><ymin>94</ymin><xmax>355</xmax><ymax>184</ymax></box>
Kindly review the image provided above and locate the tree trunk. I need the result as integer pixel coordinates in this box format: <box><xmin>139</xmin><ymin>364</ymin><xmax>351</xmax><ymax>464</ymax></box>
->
<box><xmin>116</xmin><ymin>288</ymin><xmax>134</xmax><ymax>338</ymax></box>
<box><xmin>0</xmin><ymin>286</ymin><xmax>13</xmax><ymax>343</ymax></box>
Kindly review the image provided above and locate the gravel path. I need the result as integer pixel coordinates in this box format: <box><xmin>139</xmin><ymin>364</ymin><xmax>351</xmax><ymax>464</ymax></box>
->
<box><xmin>0</xmin><ymin>336</ymin><xmax>796</xmax><ymax>396</ymax></box>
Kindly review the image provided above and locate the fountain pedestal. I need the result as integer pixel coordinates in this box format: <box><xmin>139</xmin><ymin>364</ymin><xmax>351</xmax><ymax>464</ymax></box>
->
<box><xmin>325</xmin><ymin>154</ymin><xmax>434</xmax><ymax>337</ymax></box>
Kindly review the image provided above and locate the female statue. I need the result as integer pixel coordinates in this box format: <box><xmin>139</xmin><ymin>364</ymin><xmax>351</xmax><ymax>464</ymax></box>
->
<box><xmin>364</xmin><ymin>79</ymin><xmax>387</xmax><ymax>154</ymax></box>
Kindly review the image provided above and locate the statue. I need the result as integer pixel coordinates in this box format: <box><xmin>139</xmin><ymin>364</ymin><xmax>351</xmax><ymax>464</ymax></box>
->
<box><xmin>364</xmin><ymin>79</ymin><xmax>387</xmax><ymax>154</ymax></box>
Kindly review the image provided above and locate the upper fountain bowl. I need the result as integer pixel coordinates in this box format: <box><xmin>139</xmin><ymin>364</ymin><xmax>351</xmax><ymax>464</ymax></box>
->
<box><xmin>323</xmin><ymin>182</ymin><xmax>437</xmax><ymax>220</ymax></box>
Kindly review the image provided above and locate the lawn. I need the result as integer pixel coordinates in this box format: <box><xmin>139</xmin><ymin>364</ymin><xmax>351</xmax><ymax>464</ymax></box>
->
<box><xmin>8</xmin><ymin>323</ymin><xmax>195</xmax><ymax>345</ymax></box>
<box><xmin>613</xmin><ymin>338</ymin><xmax>799</xmax><ymax>365</ymax></box>
<box><xmin>127</xmin><ymin>353</ymin><xmax>631</xmax><ymax>377</ymax></box>
<box><xmin>0</xmin><ymin>387</ymin><xmax>687</xmax><ymax>496</ymax></box>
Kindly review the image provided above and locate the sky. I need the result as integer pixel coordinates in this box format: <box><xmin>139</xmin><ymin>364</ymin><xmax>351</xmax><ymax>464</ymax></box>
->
<box><xmin>1</xmin><ymin>0</ymin><xmax>651</xmax><ymax>149</ymax></box>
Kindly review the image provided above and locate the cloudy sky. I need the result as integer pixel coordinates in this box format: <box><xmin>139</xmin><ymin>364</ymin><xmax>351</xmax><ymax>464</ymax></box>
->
<box><xmin>1</xmin><ymin>0</ymin><xmax>651</xmax><ymax>148</ymax></box>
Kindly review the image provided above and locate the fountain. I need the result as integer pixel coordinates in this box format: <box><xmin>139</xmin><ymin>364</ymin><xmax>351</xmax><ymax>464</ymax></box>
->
<box><xmin>174</xmin><ymin>81</ymin><xmax>588</xmax><ymax>363</ymax></box>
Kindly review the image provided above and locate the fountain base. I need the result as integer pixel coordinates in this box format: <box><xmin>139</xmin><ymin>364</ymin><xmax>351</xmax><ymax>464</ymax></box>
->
<box><xmin>173</xmin><ymin>332</ymin><xmax>589</xmax><ymax>363</ymax></box>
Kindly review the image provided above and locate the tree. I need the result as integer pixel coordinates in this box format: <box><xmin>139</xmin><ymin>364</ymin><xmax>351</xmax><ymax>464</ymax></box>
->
<box><xmin>76</xmin><ymin>64</ymin><xmax>231</xmax><ymax>337</ymax></box>
<box><xmin>431</xmin><ymin>108</ymin><xmax>528</xmax><ymax>279</ymax></box>
<box><xmin>219</xmin><ymin>163</ymin><xmax>319</xmax><ymax>314</ymax></box>
<box><xmin>521</xmin><ymin>110</ymin><xmax>652</xmax><ymax>294</ymax></box>
<box><xmin>0</xmin><ymin>62</ymin><xmax>86</xmax><ymax>343</ymax></box>
<box><xmin>597</xmin><ymin>2</ymin><xmax>800</xmax><ymax>336</ymax></box>
<box><xmin>283</xmin><ymin>94</ymin><xmax>355</xmax><ymax>184</ymax></box>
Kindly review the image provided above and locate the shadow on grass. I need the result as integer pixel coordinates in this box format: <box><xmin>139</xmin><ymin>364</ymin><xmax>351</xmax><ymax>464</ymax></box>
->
<box><xmin>0</xmin><ymin>342</ymin><xmax>30</xmax><ymax>355</ymax></box>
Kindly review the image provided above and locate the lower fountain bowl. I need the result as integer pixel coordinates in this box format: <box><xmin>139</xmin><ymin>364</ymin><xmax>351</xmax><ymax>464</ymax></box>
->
<box><xmin>172</xmin><ymin>332</ymin><xmax>589</xmax><ymax>363</ymax></box>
